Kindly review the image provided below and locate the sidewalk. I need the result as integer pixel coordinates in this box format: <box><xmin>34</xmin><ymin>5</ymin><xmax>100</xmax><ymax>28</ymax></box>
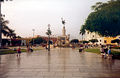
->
<box><xmin>0</xmin><ymin>48</ymin><xmax>120</xmax><ymax>78</ymax></box>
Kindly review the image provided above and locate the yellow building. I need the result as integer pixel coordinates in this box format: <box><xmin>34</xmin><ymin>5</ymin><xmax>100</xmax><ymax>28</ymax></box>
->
<box><xmin>84</xmin><ymin>30</ymin><xmax>119</xmax><ymax>45</ymax></box>
<box><xmin>103</xmin><ymin>37</ymin><xmax>117</xmax><ymax>45</ymax></box>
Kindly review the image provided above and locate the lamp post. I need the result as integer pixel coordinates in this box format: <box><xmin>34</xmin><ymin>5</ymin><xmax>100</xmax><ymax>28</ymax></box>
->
<box><xmin>32</xmin><ymin>29</ymin><xmax>35</xmax><ymax>46</ymax></box>
<box><xmin>48</xmin><ymin>24</ymin><xmax>50</xmax><ymax>51</ymax></box>
<box><xmin>0</xmin><ymin>0</ymin><xmax>12</xmax><ymax>48</ymax></box>
<box><xmin>46</xmin><ymin>24</ymin><xmax>51</xmax><ymax>51</ymax></box>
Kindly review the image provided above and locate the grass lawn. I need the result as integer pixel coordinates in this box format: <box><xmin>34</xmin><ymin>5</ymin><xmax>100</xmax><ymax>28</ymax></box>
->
<box><xmin>85</xmin><ymin>48</ymin><xmax>120</xmax><ymax>59</ymax></box>
<box><xmin>0</xmin><ymin>46</ymin><xmax>45</xmax><ymax>55</ymax></box>
<box><xmin>0</xmin><ymin>49</ymin><xmax>26</xmax><ymax>55</ymax></box>
<box><xmin>84</xmin><ymin>48</ymin><xmax>101</xmax><ymax>54</ymax></box>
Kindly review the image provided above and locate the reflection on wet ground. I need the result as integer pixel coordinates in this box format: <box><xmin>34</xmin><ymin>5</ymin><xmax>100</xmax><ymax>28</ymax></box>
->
<box><xmin>0</xmin><ymin>48</ymin><xmax>120</xmax><ymax>78</ymax></box>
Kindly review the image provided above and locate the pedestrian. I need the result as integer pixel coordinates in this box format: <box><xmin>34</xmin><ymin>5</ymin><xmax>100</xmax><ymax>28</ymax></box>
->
<box><xmin>107</xmin><ymin>47</ymin><xmax>112</xmax><ymax>59</ymax></box>
<box><xmin>104</xmin><ymin>46</ymin><xmax>108</xmax><ymax>59</ymax></box>
<box><xmin>108</xmin><ymin>47</ymin><xmax>111</xmax><ymax>54</ymax></box>
<box><xmin>30</xmin><ymin>46</ymin><xmax>33</xmax><ymax>52</ymax></box>
<box><xmin>45</xmin><ymin>46</ymin><xmax>48</xmax><ymax>50</ymax></box>
<box><xmin>27</xmin><ymin>45</ymin><xmax>30</xmax><ymax>52</ymax></box>
<box><xmin>17</xmin><ymin>46</ymin><xmax>21</xmax><ymax>57</ymax></box>
<box><xmin>100</xmin><ymin>45</ymin><xmax>104</xmax><ymax>58</ymax></box>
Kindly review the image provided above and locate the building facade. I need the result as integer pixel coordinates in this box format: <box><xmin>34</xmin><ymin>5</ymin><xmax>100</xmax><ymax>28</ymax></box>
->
<box><xmin>84</xmin><ymin>30</ymin><xmax>104</xmax><ymax>45</ymax></box>
<box><xmin>84</xmin><ymin>30</ymin><xmax>118</xmax><ymax>45</ymax></box>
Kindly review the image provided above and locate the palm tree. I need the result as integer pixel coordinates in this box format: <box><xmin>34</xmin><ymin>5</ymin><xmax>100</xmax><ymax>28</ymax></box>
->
<box><xmin>7</xmin><ymin>29</ymin><xmax>16</xmax><ymax>39</ymax></box>
<box><xmin>46</xmin><ymin>29</ymin><xmax>52</xmax><ymax>36</ymax></box>
<box><xmin>80</xmin><ymin>25</ymin><xmax>85</xmax><ymax>40</ymax></box>
<box><xmin>1</xmin><ymin>19</ymin><xmax>10</xmax><ymax>37</ymax></box>
<box><xmin>1</xmin><ymin>16</ymin><xmax>16</xmax><ymax>39</ymax></box>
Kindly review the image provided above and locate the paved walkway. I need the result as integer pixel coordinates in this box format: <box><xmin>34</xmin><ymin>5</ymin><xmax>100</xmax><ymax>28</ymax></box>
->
<box><xmin>0</xmin><ymin>48</ymin><xmax>120</xmax><ymax>78</ymax></box>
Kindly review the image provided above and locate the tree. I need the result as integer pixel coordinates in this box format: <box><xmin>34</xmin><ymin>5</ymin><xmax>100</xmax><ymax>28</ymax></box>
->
<box><xmin>7</xmin><ymin>29</ymin><xmax>16</xmax><ymax>39</ymax></box>
<box><xmin>2</xmin><ymin>39</ymin><xmax>10</xmax><ymax>46</ymax></box>
<box><xmin>89</xmin><ymin>39</ymin><xmax>98</xmax><ymax>44</ymax></box>
<box><xmin>80</xmin><ymin>40</ymin><xmax>89</xmax><ymax>44</ymax></box>
<box><xmin>1</xmin><ymin>16</ymin><xmax>16</xmax><ymax>38</ymax></box>
<box><xmin>30</xmin><ymin>37</ymin><xmax>46</xmax><ymax>45</ymax></box>
<box><xmin>11</xmin><ymin>39</ymin><xmax>21</xmax><ymax>46</ymax></box>
<box><xmin>111</xmin><ymin>39</ymin><xmax>120</xmax><ymax>45</ymax></box>
<box><xmin>80</xmin><ymin>25</ymin><xmax>86</xmax><ymax>40</ymax></box>
<box><xmin>46</xmin><ymin>29</ymin><xmax>51</xmax><ymax>36</ymax></box>
<box><xmin>81</xmin><ymin>0</ymin><xmax>120</xmax><ymax>37</ymax></box>
<box><xmin>15</xmin><ymin>36</ymin><xmax>22</xmax><ymax>39</ymax></box>
<box><xmin>70</xmin><ymin>39</ymin><xmax>79</xmax><ymax>44</ymax></box>
<box><xmin>43</xmin><ymin>39</ymin><xmax>47</xmax><ymax>44</ymax></box>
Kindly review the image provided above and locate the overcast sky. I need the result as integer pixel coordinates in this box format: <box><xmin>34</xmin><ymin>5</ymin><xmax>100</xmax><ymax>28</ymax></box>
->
<box><xmin>2</xmin><ymin>0</ymin><xmax>108</xmax><ymax>39</ymax></box>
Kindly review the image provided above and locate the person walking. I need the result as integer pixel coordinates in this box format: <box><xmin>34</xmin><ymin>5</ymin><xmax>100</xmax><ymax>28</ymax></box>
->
<box><xmin>27</xmin><ymin>45</ymin><xmax>31</xmax><ymax>52</ymax></box>
<box><xmin>104</xmin><ymin>46</ymin><xmax>108</xmax><ymax>59</ymax></box>
<box><xmin>100</xmin><ymin>45</ymin><xmax>104</xmax><ymax>58</ymax></box>
<box><xmin>30</xmin><ymin>46</ymin><xmax>33</xmax><ymax>52</ymax></box>
<box><xmin>17</xmin><ymin>46</ymin><xmax>21</xmax><ymax>57</ymax></box>
<box><xmin>107</xmin><ymin>47</ymin><xmax>112</xmax><ymax>59</ymax></box>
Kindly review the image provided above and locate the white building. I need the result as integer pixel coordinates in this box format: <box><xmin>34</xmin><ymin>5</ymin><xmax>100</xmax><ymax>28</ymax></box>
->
<box><xmin>84</xmin><ymin>30</ymin><xmax>104</xmax><ymax>45</ymax></box>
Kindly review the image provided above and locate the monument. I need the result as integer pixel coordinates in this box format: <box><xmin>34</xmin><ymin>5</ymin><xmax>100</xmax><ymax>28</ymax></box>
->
<box><xmin>57</xmin><ymin>18</ymin><xmax>70</xmax><ymax>47</ymax></box>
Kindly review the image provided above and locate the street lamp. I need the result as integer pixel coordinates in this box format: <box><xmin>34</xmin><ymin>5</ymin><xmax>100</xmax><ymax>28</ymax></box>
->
<box><xmin>48</xmin><ymin>24</ymin><xmax>50</xmax><ymax>51</ymax></box>
<box><xmin>32</xmin><ymin>29</ymin><xmax>35</xmax><ymax>46</ymax></box>
<box><xmin>46</xmin><ymin>24</ymin><xmax>51</xmax><ymax>51</ymax></box>
<box><xmin>0</xmin><ymin>0</ymin><xmax>12</xmax><ymax>48</ymax></box>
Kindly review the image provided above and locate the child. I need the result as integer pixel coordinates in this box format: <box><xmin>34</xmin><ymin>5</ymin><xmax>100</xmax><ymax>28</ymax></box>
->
<box><xmin>107</xmin><ymin>47</ymin><xmax>112</xmax><ymax>59</ymax></box>
<box><xmin>17</xmin><ymin>46</ymin><xmax>21</xmax><ymax>56</ymax></box>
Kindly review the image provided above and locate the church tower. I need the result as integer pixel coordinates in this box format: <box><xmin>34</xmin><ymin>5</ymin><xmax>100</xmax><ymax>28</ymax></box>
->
<box><xmin>62</xmin><ymin>26</ymin><xmax>66</xmax><ymax>36</ymax></box>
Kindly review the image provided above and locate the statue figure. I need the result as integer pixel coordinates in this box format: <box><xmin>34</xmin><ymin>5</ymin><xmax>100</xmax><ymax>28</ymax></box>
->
<box><xmin>61</xmin><ymin>18</ymin><xmax>66</xmax><ymax>25</ymax></box>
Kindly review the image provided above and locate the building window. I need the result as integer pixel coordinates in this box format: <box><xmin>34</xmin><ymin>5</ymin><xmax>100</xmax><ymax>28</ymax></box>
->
<box><xmin>104</xmin><ymin>40</ymin><xmax>107</xmax><ymax>43</ymax></box>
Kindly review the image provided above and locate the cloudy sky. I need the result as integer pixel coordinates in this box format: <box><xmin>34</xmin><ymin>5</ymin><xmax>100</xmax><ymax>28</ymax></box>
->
<box><xmin>2</xmin><ymin>0</ymin><xmax>108</xmax><ymax>39</ymax></box>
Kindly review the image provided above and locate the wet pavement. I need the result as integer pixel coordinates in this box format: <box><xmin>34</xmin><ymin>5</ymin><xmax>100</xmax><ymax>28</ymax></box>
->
<box><xmin>0</xmin><ymin>48</ymin><xmax>120</xmax><ymax>78</ymax></box>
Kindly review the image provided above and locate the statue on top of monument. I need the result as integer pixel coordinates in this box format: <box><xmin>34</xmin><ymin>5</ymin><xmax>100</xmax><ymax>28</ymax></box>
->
<box><xmin>61</xmin><ymin>18</ymin><xmax>66</xmax><ymax>25</ymax></box>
